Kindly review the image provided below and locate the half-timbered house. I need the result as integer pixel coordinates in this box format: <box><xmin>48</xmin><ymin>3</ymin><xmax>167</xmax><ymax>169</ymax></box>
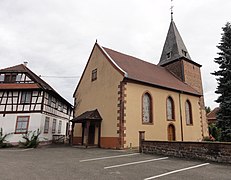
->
<box><xmin>0</xmin><ymin>64</ymin><xmax>73</xmax><ymax>144</ymax></box>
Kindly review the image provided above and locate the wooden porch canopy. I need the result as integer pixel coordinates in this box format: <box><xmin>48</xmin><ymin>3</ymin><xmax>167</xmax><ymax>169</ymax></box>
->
<box><xmin>71</xmin><ymin>109</ymin><xmax>102</xmax><ymax>147</ymax></box>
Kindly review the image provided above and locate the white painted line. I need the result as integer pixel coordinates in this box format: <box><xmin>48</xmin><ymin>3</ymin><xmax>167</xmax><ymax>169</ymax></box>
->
<box><xmin>144</xmin><ymin>163</ymin><xmax>210</xmax><ymax>180</ymax></box>
<box><xmin>104</xmin><ymin>157</ymin><xmax>168</xmax><ymax>169</ymax></box>
<box><xmin>0</xmin><ymin>148</ymin><xmax>34</xmax><ymax>152</ymax></box>
<box><xmin>79</xmin><ymin>153</ymin><xmax>140</xmax><ymax>162</ymax></box>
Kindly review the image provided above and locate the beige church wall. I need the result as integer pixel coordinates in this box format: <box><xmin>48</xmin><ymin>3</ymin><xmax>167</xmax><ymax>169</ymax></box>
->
<box><xmin>74</xmin><ymin>45</ymin><xmax>124</xmax><ymax>145</ymax></box>
<box><xmin>124</xmin><ymin>82</ymin><xmax>203</xmax><ymax>148</ymax></box>
<box><xmin>180</xmin><ymin>94</ymin><xmax>204</xmax><ymax>141</ymax></box>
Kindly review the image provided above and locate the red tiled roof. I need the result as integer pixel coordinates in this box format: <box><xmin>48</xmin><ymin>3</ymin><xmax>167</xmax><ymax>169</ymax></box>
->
<box><xmin>102</xmin><ymin>46</ymin><xmax>200</xmax><ymax>96</ymax></box>
<box><xmin>0</xmin><ymin>83</ymin><xmax>40</xmax><ymax>89</ymax></box>
<box><xmin>207</xmin><ymin>107</ymin><xmax>219</xmax><ymax>120</ymax></box>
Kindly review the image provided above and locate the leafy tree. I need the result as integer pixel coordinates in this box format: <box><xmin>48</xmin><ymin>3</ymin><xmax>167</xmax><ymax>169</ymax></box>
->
<box><xmin>212</xmin><ymin>22</ymin><xmax>231</xmax><ymax>142</ymax></box>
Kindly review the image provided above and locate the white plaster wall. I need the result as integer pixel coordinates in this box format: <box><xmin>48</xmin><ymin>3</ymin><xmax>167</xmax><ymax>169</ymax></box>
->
<box><xmin>39</xmin><ymin>114</ymin><xmax>69</xmax><ymax>141</ymax></box>
<box><xmin>0</xmin><ymin>113</ymin><xmax>69</xmax><ymax>144</ymax></box>
<box><xmin>0</xmin><ymin>113</ymin><xmax>43</xmax><ymax>143</ymax></box>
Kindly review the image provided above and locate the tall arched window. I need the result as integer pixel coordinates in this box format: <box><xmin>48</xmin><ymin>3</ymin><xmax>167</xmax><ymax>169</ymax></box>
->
<box><xmin>167</xmin><ymin>96</ymin><xmax>174</xmax><ymax>120</ymax></box>
<box><xmin>185</xmin><ymin>100</ymin><xmax>193</xmax><ymax>125</ymax></box>
<box><xmin>168</xmin><ymin>124</ymin><xmax>176</xmax><ymax>141</ymax></box>
<box><xmin>142</xmin><ymin>92</ymin><xmax>152</xmax><ymax>123</ymax></box>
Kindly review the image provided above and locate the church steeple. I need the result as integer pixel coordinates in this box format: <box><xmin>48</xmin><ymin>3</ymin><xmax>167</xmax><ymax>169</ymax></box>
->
<box><xmin>158</xmin><ymin>20</ymin><xmax>192</xmax><ymax>66</ymax></box>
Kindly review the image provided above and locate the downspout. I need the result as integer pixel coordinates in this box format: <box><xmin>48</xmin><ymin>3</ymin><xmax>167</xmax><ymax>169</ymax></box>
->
<box><xmin>119</xmin><ymin>80</ymin><xmax>125</xmax><ymax>149</ymax></box>
<box><xmin>179</xmin><ymin>92</ymin><xmax>184</xmax><ymax>141</ymax></box>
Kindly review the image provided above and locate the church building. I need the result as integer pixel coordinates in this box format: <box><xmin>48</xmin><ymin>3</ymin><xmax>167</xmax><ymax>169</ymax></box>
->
<box><xmin>72</xmin><ymin>19</ymin><xmax>208</xmax><ymax>149</ymax></box>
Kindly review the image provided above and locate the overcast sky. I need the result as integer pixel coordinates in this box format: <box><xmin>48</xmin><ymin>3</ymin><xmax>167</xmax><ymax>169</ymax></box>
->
<box><xmin>0</xmin><ymin>0</ymin><xmax>230</xmax><ymax>109</ymax></box>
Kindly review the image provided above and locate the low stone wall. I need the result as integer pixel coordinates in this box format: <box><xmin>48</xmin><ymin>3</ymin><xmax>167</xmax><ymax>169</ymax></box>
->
<box><xmin>141</xmin><ymin>140</ymin><xmax>231</xmax><ymax>164</ymax></box>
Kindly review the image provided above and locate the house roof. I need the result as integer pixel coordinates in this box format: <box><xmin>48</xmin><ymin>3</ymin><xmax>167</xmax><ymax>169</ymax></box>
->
<box><xmin>0</xmin><ymin>64</ymin><xmax>54</xmax><ymax>91</ymax></box>
<box><xmin>0</xmin><ymin>64</ymin><xmax>73</xmax><ymax>107</ymax></box>
<box><xmin>71</xmin><ymin>109</ymin><xmax>102</xmax><ymax>123</ymax></box>
<box><xmin>158</xmin><ymin>20</ymin><xmax>200</xmax><ymax>67</ymax></box>
<box><xmin>207</xmin><ymin>107</ymin><xmax>219</xmax><ymax>120</ymax></box>
<box><xmin>101</xmin><ymin>45</ymin><xmax>200</xmax><ymax>96</ymax></box>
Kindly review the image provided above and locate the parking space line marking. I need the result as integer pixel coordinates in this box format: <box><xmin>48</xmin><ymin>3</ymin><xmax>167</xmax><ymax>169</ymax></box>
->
<box><xmin>79</xmin><ymin>153</ymin><xmax>140</xmax><ymax>162</ymax></box>
<box><xmin>104</xmin><ymin>157</ymin><xmax>168</xmax><ymax>169</ymax></box>
<box><xmin>144</xmin><ymin>163</ymin><xmax>210</xmax><ymax>180</ymax></box>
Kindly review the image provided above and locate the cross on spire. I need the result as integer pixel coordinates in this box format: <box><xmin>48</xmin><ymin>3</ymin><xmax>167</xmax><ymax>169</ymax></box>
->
<box><xmin>171</xmin><ymin>0</ymin><xmax>174</xmax><ymax>21</ymax></box>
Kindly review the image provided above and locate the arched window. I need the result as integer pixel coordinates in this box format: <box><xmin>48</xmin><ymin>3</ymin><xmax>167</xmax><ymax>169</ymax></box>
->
<box><xmin>185</xmin><ymin>100</ymin><xmax>193</xmax><ymax>125</ymax></box>
<box><xmin>142</xmin><ymin>92</ymin><xmax>152</xmax><ymax>123</ymax></box>
<box><xmin>168</xmin><ymin>124</ymin><xmax>176</xmax><ymax>141</ymax></box>
<box><xmin>167</xmin><ymin>96</ymin><xmax>174</xmax><ymax>120</ymax></box>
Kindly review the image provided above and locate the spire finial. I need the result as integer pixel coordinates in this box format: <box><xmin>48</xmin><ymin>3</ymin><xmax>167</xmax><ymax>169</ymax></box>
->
<box><xmin>170</xmin><ymin>0</ymin><xmax>174</xmax><ymax>21</ymax></box>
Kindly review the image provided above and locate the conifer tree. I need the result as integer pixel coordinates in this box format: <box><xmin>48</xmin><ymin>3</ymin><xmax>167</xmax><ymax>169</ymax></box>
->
<box><xmin>212</xmin><ymin>22</ymin><xmax>231</xmax><ymax>142</ymax></box>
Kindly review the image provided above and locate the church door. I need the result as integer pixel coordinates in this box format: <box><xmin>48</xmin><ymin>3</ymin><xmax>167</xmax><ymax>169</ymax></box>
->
<box><xmin>168</xmin><ymin>124</ymin><xmax>176</xmax><ymax>141</ymax></box>
<box><xmin>88</xmin><ymin>124</ymin><xmax>95</xmax><ymax>145</ymax></box>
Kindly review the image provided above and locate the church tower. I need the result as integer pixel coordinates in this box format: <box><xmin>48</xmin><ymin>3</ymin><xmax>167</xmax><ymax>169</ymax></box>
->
<box><xmin>158</xmin><ymin>19</ymin><xmax>208</xmax><ymax>138</ymax></box>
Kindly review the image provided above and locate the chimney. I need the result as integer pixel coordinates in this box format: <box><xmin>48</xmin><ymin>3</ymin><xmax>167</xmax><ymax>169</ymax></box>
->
<box><xmin>23</xmin><ymin>61</ymin><xmax>28</xmax><ymax>66</ymax></box>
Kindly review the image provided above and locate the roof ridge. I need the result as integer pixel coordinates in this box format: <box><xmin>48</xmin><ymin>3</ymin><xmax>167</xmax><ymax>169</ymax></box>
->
<box><xmin>0</xmin><ymin>64</ymin><xmax>26</xmax><ymax>71</ymax></box>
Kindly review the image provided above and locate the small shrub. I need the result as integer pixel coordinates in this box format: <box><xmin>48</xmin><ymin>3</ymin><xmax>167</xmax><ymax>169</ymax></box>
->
<box><xmin>208</xmin><ymin>123</ymin><xmax>221</xmax><ymax>141</ymax></box>
<box><xmin>203</xmin><ymin>136</ymin><xmax>212</xmax><ymax>141</ymax></box>
<box><xmin>0</xmin><ymin>128</ymin><xmax>12</xmax><ymax>148</ymax></box>
<box><xmin>19</xmin><ymin>129</ymin><xmax>41</xmax><ymax>148</ymax></box>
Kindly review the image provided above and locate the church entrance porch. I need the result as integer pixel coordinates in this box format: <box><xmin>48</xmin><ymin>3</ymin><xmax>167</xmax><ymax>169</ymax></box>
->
<box><xmin>71</xmin><ymin>109</ymin><xmax>102</xmax><ymax>148</ymax></box>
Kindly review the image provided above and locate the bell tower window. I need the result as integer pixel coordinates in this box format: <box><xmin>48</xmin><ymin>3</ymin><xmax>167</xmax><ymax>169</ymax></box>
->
<box><xmin>166</xmin><ymin>52</ymin><xmax>171</xmax><ymax>59</ymax></box>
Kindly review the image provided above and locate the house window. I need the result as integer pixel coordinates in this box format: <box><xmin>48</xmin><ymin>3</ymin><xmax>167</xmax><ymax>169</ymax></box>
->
<box><xmin>58</xmin><ymin>120</ymin><xmax>62</xmax><ymax>134</ymax></box>
<box><xmin>168</xmin><ymin>124</ymin><xmax>176</xmax><ymax>141</ymax></box>
<box><xmin>142</xmin><ymin>92</ymin><xmax>153</xmax><ymax>124</ymax></box>
<box><xmin>4</xmin><ymin>74</ymin><xmax>16</xmax><ymax>83</ymax></box>
<box><xmin>52</xmin><ymin>119</ymin><xmax>57</xmax><ymax>133</ymax></box>
<box><xmin>91</xmin><ymin>69</ymin><xmax>97</xmax><ymax>81</ymax></box>
<box><xmin>21</xmin><ymin>91</ymin><xmax>32</xmax><ymax>104</ymax></box>
<box><xmin>48</xmin><ymin>95</ymin><xmax>52</xmax><ymax>106</ymax></box>
<box><xmin>166</xmin><ymin>52</ymin><xmax>171</xmax><ymax>59</ymax></box>
<box><xmin>186</xmin><ymin>100</ymin><xmax>193</xmax><ymax>125</ymax></box>
<box><xmin>44</xmin><ymin>117</ymin><xmax>50</xmax><ymax>133</ymax></box>
<box><xmin>15</xmin><ymin>116</ymin><xmax>29</xmax><ymax>134</ymax></box>
<box><xmin>167</xmin><ymin>96</ymin><xmax>175</xmax><ymax>120</ymax></box>
<box><xmin>0</xmin><ymin>74</ymin><xmax>4</xmax><ymax>82</ymax></box>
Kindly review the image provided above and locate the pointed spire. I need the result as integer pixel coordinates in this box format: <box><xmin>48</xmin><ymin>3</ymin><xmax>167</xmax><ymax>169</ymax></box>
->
<box><xmin>158</xmin><ymin>20</ymin><xmax>192</xmax><ymax>66</ymax></box>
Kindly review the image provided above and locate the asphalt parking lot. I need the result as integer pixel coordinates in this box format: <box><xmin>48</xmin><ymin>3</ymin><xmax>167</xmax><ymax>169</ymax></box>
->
<box><xmin>0</xmin><ymin>146</ymin><xmax>230</xmax><ymax>180</ymax></box>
